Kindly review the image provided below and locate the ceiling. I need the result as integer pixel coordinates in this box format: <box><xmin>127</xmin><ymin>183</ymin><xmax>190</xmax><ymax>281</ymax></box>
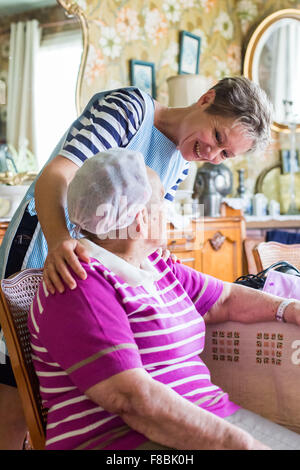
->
<box><xmin>0</xmin><ymin>0</ymin><xmax>57</xmax><ymax>17</ymax></box>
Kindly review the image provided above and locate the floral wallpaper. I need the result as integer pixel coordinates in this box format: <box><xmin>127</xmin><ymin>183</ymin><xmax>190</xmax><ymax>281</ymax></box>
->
<box><xmin>75</xmin><ymin>0</ymin><xmax>300</xmax><ymax>199</ymax></box>
<box><xmin>76</xmin><ymin>0</ymin><xmax>299</xmax><ymax>103</ymax></box>
<box><xmin>78</xmin><ymin>0</ymin><xmax>243</xmax><ymax>107</ymax></box>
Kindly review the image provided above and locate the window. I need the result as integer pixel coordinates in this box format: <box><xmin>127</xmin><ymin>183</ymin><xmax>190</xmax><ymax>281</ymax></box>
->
<box><xmin>34</xmin><ymin>29</ymin><xmax>82</xmax><ymax>169</ymax></box>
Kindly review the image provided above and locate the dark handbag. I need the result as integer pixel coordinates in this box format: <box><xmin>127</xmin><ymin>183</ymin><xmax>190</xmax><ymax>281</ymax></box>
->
<box><xmin>234</xmin><ymin>261</ymin><xmax>300</xmax><ymax>290</ymax></box>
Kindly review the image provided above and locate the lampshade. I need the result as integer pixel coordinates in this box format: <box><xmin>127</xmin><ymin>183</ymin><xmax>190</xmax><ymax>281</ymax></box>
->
<box><xmin>167</xmin><ymin>75</ymin><xmax>214</xmax><ymax>194</ymax></box>
<box><xmin>167</xmin><ymin>74</ymin><xmax>214</xmax><ymax>107</ymax></box>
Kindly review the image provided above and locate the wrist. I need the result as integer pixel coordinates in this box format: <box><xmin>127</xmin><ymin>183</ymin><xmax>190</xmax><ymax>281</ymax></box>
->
<box><xmin>284</xmin><ymin>301</ymin><xmax>300</xmax><ymax>325</ymax></box>
<box><xmin>47</xmin><ymin>232</ymin><xmax>73</xmax><ymax>251</ymax></box>
<box><xmin>223</xmin><ymin>423</ymin><xmax>255</xmax><ymax>450</ymax></box>
<box><xmin>276</xmin><ymin>299</ymin><xmax>298</xmax><ymax>325</ymax></box>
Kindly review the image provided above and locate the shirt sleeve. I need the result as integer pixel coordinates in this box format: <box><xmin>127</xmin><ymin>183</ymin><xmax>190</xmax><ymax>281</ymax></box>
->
<box><xmin>37</xmin><ymin>263</ymin><xmax>143</xmax><ymax>393</ymax></box>
<box><xmin>59</xmin><ymin>88</ymin><xmax>145</xmax><ymax>167</ymax></box>
<box><xmin>167</xmin><ymin>259</ymin><xmax>224</xmax><ymax>316</ymax></box>
<box><xmin>164</xmin><ymin>161</ymin><xmax>190</xmax><ymax>202</ymax></box>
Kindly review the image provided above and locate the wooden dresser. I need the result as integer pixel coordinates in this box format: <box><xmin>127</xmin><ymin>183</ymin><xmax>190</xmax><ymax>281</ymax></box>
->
<box><xmin>167</xmin><ymin>204</ymin><xmax>246</xmax><ymax>282</ymax></box>
<box><xmin>0</xmin><ymin>205</ymin><xmax>245</xmax><ymax>282</ymax></box>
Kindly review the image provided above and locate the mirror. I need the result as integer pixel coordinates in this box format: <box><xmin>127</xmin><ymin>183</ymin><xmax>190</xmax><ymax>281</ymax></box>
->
<box><xmin>0</xmin><ymin>0</ymin><xmax>87</xmax><ymax>174</ymax></box>
<box><xmin>243</xmin><ymin>9</ymin><xmax>300</xmax><ymax>133</ymax></box>
<box><xmin>57</xmin><ymin>0</ymin><xmax>89</xmax><ymax>115</ymax></box>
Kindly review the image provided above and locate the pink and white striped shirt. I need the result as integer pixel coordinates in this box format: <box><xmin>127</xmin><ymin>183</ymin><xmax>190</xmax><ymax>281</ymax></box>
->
<box><xmin>28</xmin><ymin>245</ymin><xmax>239</xmax><ymax>450</ymax></box>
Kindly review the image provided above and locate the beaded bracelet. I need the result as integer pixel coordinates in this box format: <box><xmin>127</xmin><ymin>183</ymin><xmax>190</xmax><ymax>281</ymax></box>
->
<box><xmin>275</xmin><ymin>299</ymin><xmax>294</xmax><ymax>323</ymax></box>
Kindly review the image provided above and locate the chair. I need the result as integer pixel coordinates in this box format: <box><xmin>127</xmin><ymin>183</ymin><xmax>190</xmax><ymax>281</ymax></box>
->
<box><xmin>243</xmin><ymin>237</ymin><xmax>264</xmax><ymax>274</ymax></box>
<box><xmin>202</xmin><ymin>319</ymin><xmax>300</xmax><ymax>434</ymax></box>
<box><xmin>226</xmin><ymin>240</ymin><xmax>300</xmax><ymax>434</ymax></box>
<box><xmin>255</xmin><ymin>241</ymin><xmax>300</xmax><ymax>271</ymax></box>
<box><xmin>0</xmin><ymin>269</ymin><xmax>47</xmax><ymax>450</ymax></box>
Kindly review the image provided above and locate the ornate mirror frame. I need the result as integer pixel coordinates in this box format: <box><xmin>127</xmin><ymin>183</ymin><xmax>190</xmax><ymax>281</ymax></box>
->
<box><xmin>57</xmin><ymin>0</ymin><xmax>89</xmax><ymax>115</ymax></box>
<box><xmin>243</xmin><ymin>8</ymin><xmax>300</xmax><ymax>134</ymax></box>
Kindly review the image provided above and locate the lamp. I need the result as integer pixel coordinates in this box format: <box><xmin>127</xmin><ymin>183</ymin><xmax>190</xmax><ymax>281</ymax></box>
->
<box><xmin>167</xmin><ymin>74</ymin><xmax>213</xmax><ymax>107</ymax></box>
<box><xmin>166</xmin><ymin>74</ymin><xmax>213</xmax><ymax>195</ymax></box>
<box><xmin>167</xmin><ymin>75</ymin><xmax>235</xmax><ymax>217</ymax></box>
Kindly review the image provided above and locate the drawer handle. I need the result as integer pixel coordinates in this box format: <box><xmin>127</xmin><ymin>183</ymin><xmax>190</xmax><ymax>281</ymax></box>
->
<box><xmin>170</xmin><ymin>235</ymin><xmax>195</xmax><ymax>246</ymax></box>
<box><xmin>209</xmin><ymin>231</ymin><xmax>225</xmax><ymax>251</ymax></box>
<box><xmin>179</xmin><ymin>257</ymin><xmax>195</xmax><ymax>262</ymax></box>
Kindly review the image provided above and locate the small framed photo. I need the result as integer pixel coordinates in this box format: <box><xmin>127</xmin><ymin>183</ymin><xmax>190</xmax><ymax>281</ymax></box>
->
<box><xmin>178</xmin><ymin>31</ymin><xmax>201</xmax><ymax>75</ymax></box>
<box><xmin>130</xmin><ymin>60</ymin><xmax>156</xmax><ymax>98</ymax></box>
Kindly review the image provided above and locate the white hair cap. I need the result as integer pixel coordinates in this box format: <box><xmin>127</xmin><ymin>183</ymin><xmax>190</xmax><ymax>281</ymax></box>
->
<box><xmin>67</xmin><ymin>148</ymin><xmax>152</xmax><ymax>236</ymax></box>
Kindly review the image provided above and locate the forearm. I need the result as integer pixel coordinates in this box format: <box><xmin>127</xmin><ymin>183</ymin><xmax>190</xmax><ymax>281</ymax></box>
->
<box><xmin>34</xmin><ymin>156</ymin><xmax>78</xmax><ymax>248</ymax></box>
<box><xmin>35</xmin><ymin>174</ymin><xmax>69</xmax><ymax>247</ymax></box>
<box><xmin>207</xmin><ymin>282</ymin><xmax>300</xmax><ymax>326</ymax></box>
<box><xmin>123</xmin><ymin>381</ymin><xmax>253</xmax><ymax>450</ymax></box>
<box><xmin>93</xmin><ymin>372</ymin><xmax>255</xmax><ymax>450</ymax></box>
<box><xmin>227</xmin><ymin>284</ymin><xmax>281</xmax><ymax>323</ymax></box>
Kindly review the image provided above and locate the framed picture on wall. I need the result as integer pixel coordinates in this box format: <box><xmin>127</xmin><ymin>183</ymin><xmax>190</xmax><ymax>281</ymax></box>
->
<box><xmin>178</xmin><ymin>31</ymin><xmax>201</xmax><ymax>75</ymax></box>
<box><xmin>130</xmin><ymin>60</ymin><xmax>156</xmax><ymax>98</ymax></box>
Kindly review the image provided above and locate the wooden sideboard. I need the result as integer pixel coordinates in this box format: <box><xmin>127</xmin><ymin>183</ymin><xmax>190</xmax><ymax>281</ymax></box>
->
<box><xmin>168</xmin><ymin>204</ymin><xmax>246</xmax><ymax>282</ymax></box>
<box><xmin>1</xmin><ymin>206</ymin><xmax>245</xmax><ymax>282</ymax></box>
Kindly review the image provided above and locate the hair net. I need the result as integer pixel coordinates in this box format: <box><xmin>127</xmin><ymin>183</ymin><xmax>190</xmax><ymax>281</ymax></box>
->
<box><xmin>67</xmin><ymin>148</ymin><xmax>152</xmax><ymax>236</ymax></box>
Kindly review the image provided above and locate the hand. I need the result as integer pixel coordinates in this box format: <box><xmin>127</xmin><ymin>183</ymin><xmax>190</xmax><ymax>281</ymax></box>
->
<box><xmin>245</xmin><ymin>435</ymin><xmax>270</xmax><ymax>450</ymax></box>
<box><xmin>157</xmin><ymin>248</ymin><xmax>181</xmax><ymax>264</ymax></box>
<box><xmin>43</xmin><ymin>237</ymin><xmax>90</xmax><ymax>294</ymax></box>
<box><xmin>250</xmin><ymin>439</ymin><xmax>270</xmax><ymax>450</ymax></box>
<box><xmin>228</xmin><ymin>427</ymin><xmax>270</xmax><ymax>451</ymax></box>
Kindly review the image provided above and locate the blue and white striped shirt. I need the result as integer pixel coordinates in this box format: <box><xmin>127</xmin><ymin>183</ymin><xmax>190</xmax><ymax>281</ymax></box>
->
<box><xmin>59</xmin><ymin>87</ymin><xmax>189</xmax><ymax>201</ymax></box>
<box><xmin>62</xmin><ymin>88</ymin><xmax>146</xmax><ymax>163</ymax></box>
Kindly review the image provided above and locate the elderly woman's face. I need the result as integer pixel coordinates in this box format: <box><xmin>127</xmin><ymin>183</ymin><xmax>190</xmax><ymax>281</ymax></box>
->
<box><xmin>177</xmin><ymin>93</ymin><xmax>253</xmax><ymax>165</ymax></box>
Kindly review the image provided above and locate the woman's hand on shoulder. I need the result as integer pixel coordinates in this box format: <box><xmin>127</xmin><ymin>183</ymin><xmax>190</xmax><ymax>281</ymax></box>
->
<box><xmin>43</xmin><ymin>237</ymin><xmax>90</xmax><ymax>294</ymax></box>
<box><xmin>157</xmin><ymin>247</ymin><xmax>181</xmax><ymax>264</ymax></box>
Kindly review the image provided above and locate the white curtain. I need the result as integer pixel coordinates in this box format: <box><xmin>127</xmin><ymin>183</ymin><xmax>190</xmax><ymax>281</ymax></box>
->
<box><xmin>269</xmin><ymin>19</ymin><xmax>300</xmax><ymax>124</ymax></box>
<box><xmin>34</xmin><ymin>29</ymin><xmax>82</xmax><ymax>169</ymax></box>
<box><xmin>6</xmin><ymin>19</ymin><xmax>40</xmax><ymax>170</ymax></box>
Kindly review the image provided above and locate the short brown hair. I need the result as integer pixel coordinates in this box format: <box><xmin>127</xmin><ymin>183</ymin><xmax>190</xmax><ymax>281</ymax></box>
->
<box><xmin>206</xmin><ymin>76</ymin><xmax>273</xmax><ymax>153</ymax></box>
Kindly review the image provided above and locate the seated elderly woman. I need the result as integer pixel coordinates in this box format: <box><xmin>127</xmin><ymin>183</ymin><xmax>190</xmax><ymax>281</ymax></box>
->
<box><xmin>29</xmin><ymin>149</ymin><xmax>300</xmax><ymax>451</ymax></box>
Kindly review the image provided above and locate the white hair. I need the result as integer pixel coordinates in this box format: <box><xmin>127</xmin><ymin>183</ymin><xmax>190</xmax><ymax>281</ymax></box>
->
<box><xmin>206</xmin><ymin>76</ymin><xmax>273</xmax><ymax>153</ymax></box>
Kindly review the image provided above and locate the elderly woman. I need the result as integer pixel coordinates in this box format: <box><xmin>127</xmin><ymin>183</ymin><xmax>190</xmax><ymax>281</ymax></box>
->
<box><xmin>28</xmin><ymin>149</ymin><xmax>300</xmax><ymax>450</ymax></box>
<box><xmin>0</xmin><ymin>77</ymin><xmax>272</xmax><ymax>449</ymax></box>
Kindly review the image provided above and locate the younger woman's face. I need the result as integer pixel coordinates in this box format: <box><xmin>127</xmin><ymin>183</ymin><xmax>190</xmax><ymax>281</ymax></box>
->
<box><xmin>177</xmin><ymin>91</ymin><xmax>253</xmax><ymax>165</ymax></box>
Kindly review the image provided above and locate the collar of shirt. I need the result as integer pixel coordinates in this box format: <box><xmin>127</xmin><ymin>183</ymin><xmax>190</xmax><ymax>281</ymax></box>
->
<box><xmin>79</xmin><ymin>238</ymin><xmax>161</xmax><ymax>288</ymax></box>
